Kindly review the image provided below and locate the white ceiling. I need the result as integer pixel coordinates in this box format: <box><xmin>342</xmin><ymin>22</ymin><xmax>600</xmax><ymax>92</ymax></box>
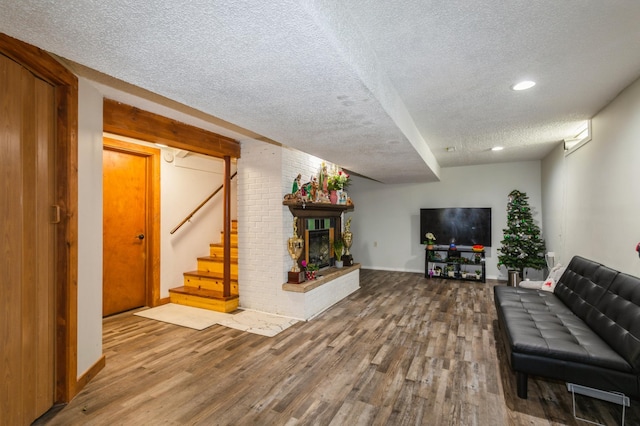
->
<box><xmin>2</xmin><ymin>1</ymin><xmax>640</xmax><ymax>183</ymax></box>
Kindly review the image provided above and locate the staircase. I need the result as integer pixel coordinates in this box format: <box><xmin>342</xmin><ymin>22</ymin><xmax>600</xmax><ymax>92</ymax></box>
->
<box><xmin>169</xmin><ymin>220</ymin><xmax>239</xmax><ymax>313</ymax></box>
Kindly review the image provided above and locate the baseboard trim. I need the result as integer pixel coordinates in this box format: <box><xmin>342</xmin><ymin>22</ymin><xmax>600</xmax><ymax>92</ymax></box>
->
<box><xmin>75</xmin><ymin>355</ymin><xmax>106</xmax><ymax>395</ymax></box>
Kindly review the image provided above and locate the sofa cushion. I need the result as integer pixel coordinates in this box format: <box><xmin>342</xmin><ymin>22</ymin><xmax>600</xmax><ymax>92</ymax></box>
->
<box><xmin>495</xmin><ymin>286</ymin><xmax>631</xmax><ymax>372</ymax></box>
<box><xmin>590</xmin><ymin>273</ymin><xmax>640</xmax><ymax>371</ymax></box>
<box><xmin>548</xmin><ymin>263</ymin><xmax>567</xmax><ymax>282</ymax></box>
<box><xmin>517</xmin><ymin>264</ymin><xmax>566</xmax><ymax>290</ymax></box>
<box><xmin>553</xmin><ymin>256</ymin><xmax>618</xmax><ymax>323</ymax></box>
<box><xmin>540</xmin><ymin>277</ymin><xmax>557</xmax><ymax>292</ymax></box>
<box><xmin>495</xmin><ymin>286</ymin><xmax>570</xmax><ymax>313</ymax></box>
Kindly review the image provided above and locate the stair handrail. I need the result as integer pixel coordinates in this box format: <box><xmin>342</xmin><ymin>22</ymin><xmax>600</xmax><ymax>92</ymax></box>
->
<box><xmin>170</xmin><ymin>171</ymin><xmax>237</xmax><ymax>235</ymax></box>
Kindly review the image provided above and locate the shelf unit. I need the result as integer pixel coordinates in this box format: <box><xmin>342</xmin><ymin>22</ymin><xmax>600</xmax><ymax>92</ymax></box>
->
<box><xmin>425</xmin><ymin>247</ymin><xmax>486</xmax><ymax>283</ymax></box>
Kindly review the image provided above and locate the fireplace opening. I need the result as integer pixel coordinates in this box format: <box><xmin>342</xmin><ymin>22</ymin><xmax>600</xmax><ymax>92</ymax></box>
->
<box><xmin>308</xmin><ymin>230</ymin><xmax>330</xmax><ymax>268</ymax></box>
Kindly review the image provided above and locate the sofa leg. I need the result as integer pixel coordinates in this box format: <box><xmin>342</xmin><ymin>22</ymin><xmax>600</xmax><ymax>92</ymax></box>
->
<box><xmin>516</xmin><ymin>372</ymin><xmax>528</xmax><ymax>399</ymax></box>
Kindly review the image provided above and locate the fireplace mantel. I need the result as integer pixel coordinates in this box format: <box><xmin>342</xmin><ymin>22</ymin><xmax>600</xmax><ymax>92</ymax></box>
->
<box><xmin>284</xmin><ymin>200</ymin><xmax>354</xmax><ymax>218</ymax></box>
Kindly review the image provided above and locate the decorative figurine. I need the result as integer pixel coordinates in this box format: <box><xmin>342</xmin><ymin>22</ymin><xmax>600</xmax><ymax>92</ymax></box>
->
<box><xmin>342</xmin><ymin>216</ymin><xmax>354</xmax><ymax>266</ymax></box>
<box><xmin>320</xmin><ymin>162</ymin><xmax>328</xmax><ymax>195</ymax></box>
<box><xmin>292</xmin><ymin>173</ymin><xmax>301</xmax><ymax>196</ymax></box>
<box><xmin>287</xmin><ymin>218</ymin><xmax>305</xmax><ymax>283</ymax></box>
<box><xmin>311</xmin><ymin>177</ymin><xmax>319</xmax><ymax>202</ymax></box>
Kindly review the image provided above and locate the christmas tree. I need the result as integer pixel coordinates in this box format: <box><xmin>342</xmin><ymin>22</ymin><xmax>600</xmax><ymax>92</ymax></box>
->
<box><xmin>498</xmin><ymin>190</ymin><xmax>546</xmax><ymax>277</ymax></box>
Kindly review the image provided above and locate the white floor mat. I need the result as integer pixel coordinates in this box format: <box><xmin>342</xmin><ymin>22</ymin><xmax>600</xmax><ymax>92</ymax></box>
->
<box><xmin>134</xmin><ymin>304</ymin><xmax>298</xmax><ymax>336</ymax></box>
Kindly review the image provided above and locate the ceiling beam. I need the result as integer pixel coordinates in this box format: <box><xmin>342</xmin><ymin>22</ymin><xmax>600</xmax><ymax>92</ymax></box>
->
<box><xmin>103</xmin><ymin>99</ymin><xmax>241</xmax><ymax>158</ymax></box>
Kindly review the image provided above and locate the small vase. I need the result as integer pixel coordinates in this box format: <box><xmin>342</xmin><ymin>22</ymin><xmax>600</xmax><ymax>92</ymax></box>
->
<box><xmin>335</xmin><ymin>260</ymin><xmax>343</xmax><ymax>268</ymax></box>
<box><xmin>329</xmin><ymin>190</ymin><xmax>338</xmax><ymax>204</ymax></box>
<box><xmin>305</xmin><ymin>271</ymin><xmax>317</xmax><ymax>280</ymax></box>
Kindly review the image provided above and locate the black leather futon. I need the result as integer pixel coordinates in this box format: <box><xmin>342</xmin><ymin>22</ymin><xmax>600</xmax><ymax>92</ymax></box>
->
<box><xmin>494</xmin><ymin>256</ymin><xmax>640</xmax><ymax>399</ymax></box>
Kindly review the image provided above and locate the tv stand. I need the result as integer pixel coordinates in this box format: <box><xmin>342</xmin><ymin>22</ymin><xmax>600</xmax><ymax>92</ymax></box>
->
<box><xmin>425</xmin><ymin>247</ymin><xmax>486</xmax><ymax>283</ymax></box>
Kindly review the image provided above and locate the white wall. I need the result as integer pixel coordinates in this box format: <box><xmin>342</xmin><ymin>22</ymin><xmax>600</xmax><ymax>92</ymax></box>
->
<box><xmin>541</xmin><ymin>143</ymin><xmax>565</xmax><ymax>266</ymax></box>
<box><xmin>76</xmin><ymin>78</ymin><xmax>103</xmax><ymax>376</ymax></box>
<box><xmin>159</xmin><ymin>149</ymin><xmax>236</xmax><ymax>297</ymax></box>
<box><xmin>349</xmin><ymin>161</ymin><xmax>543</xmax><ymax>280</ymax></box>
<box><xmin>542</xmin><ymin>77</ymin><xmax>640</xmax><ymax>277</ymax></box>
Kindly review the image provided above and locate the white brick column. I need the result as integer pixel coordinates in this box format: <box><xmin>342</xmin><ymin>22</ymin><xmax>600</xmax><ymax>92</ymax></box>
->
<box><xmin>237</xmin><ymin>140</ymin><xmax>284</xmax><ymax>313</ymax></box>
<box><xmin>238</xmin><ymin>140</ymin><xmax>356</xmax><ymax>319</ymax></box>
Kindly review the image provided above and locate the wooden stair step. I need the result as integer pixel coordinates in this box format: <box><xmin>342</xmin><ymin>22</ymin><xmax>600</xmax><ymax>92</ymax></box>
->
<box><xmin>169</xmin><ymin>286</ymin><xmax>237</xmax><ymax>300</ymax></box>
<box><xmin>209</xmin><ymin>244</ymin><xmax>238</xmax><ymax>257</ymax></box>
<box><xmin>210</xmin><ymin>242</ymin><xmax>238</xmax><ymax>249</ymax></box>
<box><xmin>169</xmin><ymin>286</ymin><xmax>239</xmax><ymax>313</ymax></box>
<box><xmin>220</xmin><ymin>233</ymin><xmax>238</xmax><ymax>245</ymax></box>
<box><xmin>183</xmin><ymin>270</ymin><xmax>238</xmax><ymax>279</ymax></box>
<box><xmin>197</xmin><ymin>256</ymin><xmax>238</xmax><ymax>277</ymax></box>
<box><xmin>183</xmin><ymin>270</ymin><xmax>239</xmax><ymax>295</ymax></box>
<box><xmin>198</xmin><ymin>255</ymin><xmax>238</xmax><ymax>262</ymax></box>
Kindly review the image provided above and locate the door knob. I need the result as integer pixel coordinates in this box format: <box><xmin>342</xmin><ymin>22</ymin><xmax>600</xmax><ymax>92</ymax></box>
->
<box><xmin>136</xmin><ymin>234</ymin><xmax>145</xmax><ymax>240</ymax></box>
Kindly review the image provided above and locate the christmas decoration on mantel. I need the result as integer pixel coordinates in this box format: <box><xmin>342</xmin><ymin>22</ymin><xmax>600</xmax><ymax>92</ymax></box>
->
<box><xmin>283</xmin><ymin>163</ymin><xmax>354</xmax><ymax>207</ymax></box>
<box><xmin>497</xmin><ymin>190</ymin><xmax>546</xmax><ymax>279</ymax></box>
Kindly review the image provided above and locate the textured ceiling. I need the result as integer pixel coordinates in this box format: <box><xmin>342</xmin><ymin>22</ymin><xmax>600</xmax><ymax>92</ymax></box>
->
<box><xmin>1</xmin><ymin>1</ymin><xmax>640</xmax><ymax>183</ymax></box>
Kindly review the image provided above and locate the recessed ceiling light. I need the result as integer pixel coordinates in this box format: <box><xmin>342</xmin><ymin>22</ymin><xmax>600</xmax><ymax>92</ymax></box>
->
<box><xmin>511</xmin><ymin>80</ymin><xmax>536</xmax><ymax>91</ymax></box>
<box><xmin>492</xmin><ymin>146</ymin><xmax>504</xmax><ymax>151</ymax></box>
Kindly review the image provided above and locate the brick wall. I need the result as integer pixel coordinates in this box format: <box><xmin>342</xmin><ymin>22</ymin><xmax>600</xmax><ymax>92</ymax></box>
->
<box><xmin>238</xmin><ymin>140</ymin><xmax>358</xmax><ymax>318</ymax></box>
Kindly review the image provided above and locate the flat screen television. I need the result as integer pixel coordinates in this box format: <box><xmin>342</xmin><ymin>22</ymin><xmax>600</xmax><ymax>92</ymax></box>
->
<box><xmin>420</xmin><ymin>208</ymin><xmax>492</xmax><ymax>247</ymax></box>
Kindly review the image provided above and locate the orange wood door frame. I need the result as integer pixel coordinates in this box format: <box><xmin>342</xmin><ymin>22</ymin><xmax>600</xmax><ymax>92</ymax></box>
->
<box><xmin>103</xmin><ymin>137</ymin><xmax>161</xmax><ymax>310</ymax></box>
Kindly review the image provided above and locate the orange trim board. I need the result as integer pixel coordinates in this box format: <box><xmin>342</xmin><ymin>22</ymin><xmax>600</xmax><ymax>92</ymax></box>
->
<box><xmin>75</xmin><ymin>355</ymin><xmax>106</xmax><ymax>395</ymax></box>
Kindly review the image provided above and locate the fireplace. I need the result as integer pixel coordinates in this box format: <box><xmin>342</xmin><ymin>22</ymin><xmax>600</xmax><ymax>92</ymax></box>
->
<box><xmin>285</xmin><ymin>201</ymin><xmax>354</xmax><ymax>270</ymax></box>
<box><xmin>308</xmin><ymin>229</ymin><xmax>331</xmax><ymax>267</ymax></box>
<box><xmin>305</xmin><ymin>217</ymin><xmax>335</xmax><ymax>268</ymax></box>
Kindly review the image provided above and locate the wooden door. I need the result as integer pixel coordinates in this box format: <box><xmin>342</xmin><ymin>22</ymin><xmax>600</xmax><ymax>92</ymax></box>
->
<box><xmin>0</xmin><ymin>53</ymin><xmax>56</xmax><ymax>424</ymax></box>
<box><xmin>103</xmin><ymin>146</ymin><xmax>148</xmax><ymax>316</ymax></box>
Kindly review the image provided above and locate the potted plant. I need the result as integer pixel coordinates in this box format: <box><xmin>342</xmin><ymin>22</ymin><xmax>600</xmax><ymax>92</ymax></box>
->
<box><xmin>301</xmin><ymin>260</ymin><xmax>319</xmax><ymax>280</ymax></box>
<box><xmin>433</xmin><ymin>266</ymin><xmax>442</xmax><ymax>276</ymax></box>
<box><xmin>475</xmin><ymin>270</ymin><xmax>482</xmax><ymax>280</ymax></box>
<box><xmin>333</xmin><ymin>238</ymin><xmax>344</xmax><ymax>268</ymax></box>
<box><xmin>461</xmin><ymin>270</ymin><xmax>468</xmax><ymax>279</ymax></box>
<box><xmin>425</xmin><ymin>232</ymin><xmax>436</xmax><ymax>250</ymax></box>
<box><xmin>327</xmin><ymin>169</ymin><xmax>351</xmax><ymax>204</ymax></box>
<box><xmin>446</xmin><ymin>265</ymin><xmax>455</xmax><ymax>277</ymax></box>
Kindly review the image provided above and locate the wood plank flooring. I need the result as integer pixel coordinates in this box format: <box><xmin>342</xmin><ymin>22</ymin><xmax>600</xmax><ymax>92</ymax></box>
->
<box><xmin>39</xmin><ymin>270</ymin><xmax>639</xmax><ymax>425</ymax></box>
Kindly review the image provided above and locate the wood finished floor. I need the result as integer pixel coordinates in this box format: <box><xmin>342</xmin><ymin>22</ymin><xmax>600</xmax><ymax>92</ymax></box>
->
<box><xmin>41</xmin><ymin>270</ymin><xmax>640</xmax><ymax>425</ymax></box>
